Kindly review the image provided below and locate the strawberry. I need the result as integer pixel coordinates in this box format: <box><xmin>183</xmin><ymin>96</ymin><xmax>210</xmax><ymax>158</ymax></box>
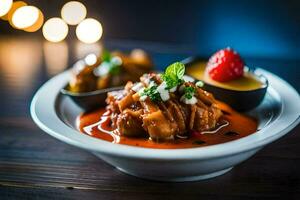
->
<box><xmin>206</xmin><ymin>47</ymin><xmax>244</xmax><ymax>82</ymax></box>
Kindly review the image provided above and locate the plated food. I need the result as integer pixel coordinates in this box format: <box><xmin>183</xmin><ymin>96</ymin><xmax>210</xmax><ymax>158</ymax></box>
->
<box><xmin>185</xmin><ymin>48</ymin><xmax>268</xmax><ymax>111</ymax></box>
<box><xmin>67</xmin><ymin>49</ymin><xmax>153</xmax><ymax>93</ymax></box>
<box><xmin>77</xmin><ymin>48</ymin><xmax>263</xmax><ymax>149</ymax></box>
<box><xmin>31</xmin><ymin>47</ymin><xmax>300</xmax><ymax>181</ymax></box>
<box><xmin>78</xmin><ymin>61</ymin><xmax>257</xmax><ymax>148</ymax></box>
<box><xmin>187</xmin><ymin>48</ymin><xmax>266</xmax><ymax>91</ymax></box>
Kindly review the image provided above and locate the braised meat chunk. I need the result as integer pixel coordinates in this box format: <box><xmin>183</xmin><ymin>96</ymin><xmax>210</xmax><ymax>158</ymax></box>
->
<box><xmin>106</xmin><ymin>62</ymin><xmax>222</xmax><ymax>141</ymax></box>
<box><xmin>68</xmin><ymin>49</ymin><xmax>153</xmax><ymax>93</ymax></box>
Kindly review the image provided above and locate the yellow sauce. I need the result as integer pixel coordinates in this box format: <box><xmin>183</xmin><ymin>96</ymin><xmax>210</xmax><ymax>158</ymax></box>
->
<box><xmin>187</xmin><ymin>62</ymin><xmax>265</xmax><ymax>91</ymax></box>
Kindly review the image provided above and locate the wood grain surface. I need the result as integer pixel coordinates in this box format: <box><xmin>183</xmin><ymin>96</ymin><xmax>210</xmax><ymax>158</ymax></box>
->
<box><xmin>0</xmin><ymin>37</ymin><xmax>299</xmax><ymax>200</ymax></box>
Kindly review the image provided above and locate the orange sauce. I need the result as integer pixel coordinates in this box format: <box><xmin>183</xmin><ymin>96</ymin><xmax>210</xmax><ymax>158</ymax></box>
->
<box><xmin>77</xmin><ymin>102</ymin><xmax>257</xmax><ymax>149</ymax></box>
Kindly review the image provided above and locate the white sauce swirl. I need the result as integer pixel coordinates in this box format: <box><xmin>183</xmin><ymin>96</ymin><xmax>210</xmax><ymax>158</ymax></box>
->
<box><xmin>132</xmin><ymin>82</ymin><xmax>144</xmax><ymax>92</ymax></box>
<box><xmin>182</xmin><ymin>75</ymin><xmax>195</xmax><ymax>82</ymax></box>
<box><xmin>180</xmin><ymin>95</ymin><xmax>197</xmax><ymax>105</ymax></box>
<box><xmin>157</xmin><ymin>82</ymin><xmax>170</xmax><ymax>101</ymax></box>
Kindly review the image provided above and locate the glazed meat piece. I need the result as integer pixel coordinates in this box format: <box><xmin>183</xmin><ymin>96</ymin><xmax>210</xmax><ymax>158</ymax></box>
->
<box><xmin>68</xmin><ymin>49</ymin><xmax>153</xmax><ymax>93</ymax></box>
<box><xmin>106</xmin><ymin>63</ymin><xmax>222</xmax><ymax>141</ymax></box>
<box><xmin>116</xmin><ymin>108</ymin><xmax>145</xmax><ymax>137</ymax></box>
<box><xmin>69</xmin><ymin>60</ymin><xmax>99</xmax><ymax>93</ymax></box>
<box><xmin>141</xmin><ymin>99</ymin><xmax>177</xmax><ymax>140</ymax></box>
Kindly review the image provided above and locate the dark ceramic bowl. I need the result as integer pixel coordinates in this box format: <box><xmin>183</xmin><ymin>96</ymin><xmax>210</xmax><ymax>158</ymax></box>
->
<box><xmin>182</xmin><ymin>56</ymin><xmax>268</xmax><ymax>111</ymax></box>
<box><xmin>60</xmin><ymin>85</ymin><xmax>123</xmax><ymax>111</ymax></box>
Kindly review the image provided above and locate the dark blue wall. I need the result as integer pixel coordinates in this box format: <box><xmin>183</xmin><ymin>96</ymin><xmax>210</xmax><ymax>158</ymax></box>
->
<box><xmin>1</xmin><ymin>0</ymin><xmax>300</xmax><ymax>59</ymax></box>
<box><xmin>90</xmin><ymin>0</ymin><xmax>300</xmax><ymax>59</ymax></box>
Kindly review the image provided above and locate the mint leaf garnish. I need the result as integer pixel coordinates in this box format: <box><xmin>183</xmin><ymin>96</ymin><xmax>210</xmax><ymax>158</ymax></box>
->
<box><xmin>101</xmin><ymin>50</ymin><xmax>112</xmax><ymax>62</ymax></box>
<box><xmin>99</xmin><ymin>50</ymin><xmax>122</xmax><ymax>76</ymax></box>
<box><xmin>162</xmin><ymin>62</ymin><xmax>185</xmax><ymax>89</ymax></box>
<box><xmin>165</xmin><ymin>62</ymin><xmax>185</xmax><ymax>80</ymax></box>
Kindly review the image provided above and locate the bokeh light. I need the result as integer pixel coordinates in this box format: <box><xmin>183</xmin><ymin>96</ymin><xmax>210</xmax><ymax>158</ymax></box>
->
<box><xmin>12</xmin><ymin>6</ymin><xmax>40</xmax><ymax>29</ymax></box>
<box><xmin>7</xmin><ymin>1</ymin><xmax>27</xmax><ymax>27</ymax></box>
<box><xmin>24</xmin><ymin>9</ymin><xmax>44</xmax><ymax>32</ymax></box>
<box><xmin>76</xmin><ymin>18</ymin><xmax>103</xmax><ymax>44</ymax></box>
<box><xmin>0</xmin><ymin>0</ymin><xmax>13</xmax><ymax>17</ymax></box>
<box><xmin>43</xmin><ymin>18</ymin><xmax>69</xmax><ymax>42</ymax></box>
<box><xmin>1</xmin><ymin>1</ymin><xmax>27</xmax><ymax>21</ymax></box>
<box><xmin>61</xmin><ymin>1</ymin><xmax>87</xmax><ymax>25</ymax></box>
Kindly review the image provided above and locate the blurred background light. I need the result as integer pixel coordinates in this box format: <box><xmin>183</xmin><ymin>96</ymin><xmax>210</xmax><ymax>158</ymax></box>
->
<box><xmin>0</xmin><ymin>0</ymin><xmax>13</xmax><ymax>17</ymax></box>
<box><xmin>1</xmin><ymin>1</ymin><xmax>26</xmax><ymax>21</ymax></box>
<box><xmin>7</xmin><ymin>1</ymin><xmax>27</xmax><ymax>28</ymax></box>
<box><xmin>12</xmin><ymin>6</ymin><xmax>40</xmax><ymax>30</ymax></box>
<box><xmin>23</xmin><ymin>8</ymin><xmax>44</xmax><ymax>32</ymax></box>
<box><xmin>42</xmin><ymin>18</ymin><xmax>69</xmax><ymax>42</ymax></box>
<box><xmin>76</xmin><ymin>18</ymin><xmax>103</xmax><ymax>44</ymax></box>
<box><xmin>61</xmin><ymin>1</ymin><xmax>87</xmax><ymax>25</ymax></box>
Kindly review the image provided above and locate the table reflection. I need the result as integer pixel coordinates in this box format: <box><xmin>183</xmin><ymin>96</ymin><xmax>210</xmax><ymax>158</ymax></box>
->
<box><xmin>74</xmin><ymin>41</ymin><xmax>103</xmax><ymax>59</ymax></box>
<box><xmin>43</xmin><ymin>41</ymin><xmax>68</xmax><ymax>76</ymax></box>
<box><xmin>0</xmin><ymin>37</ymin><xmax>41</xmax><ymax>94</ymax></box>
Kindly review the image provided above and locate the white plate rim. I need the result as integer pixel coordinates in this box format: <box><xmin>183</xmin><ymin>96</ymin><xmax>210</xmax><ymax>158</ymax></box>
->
<box><xmin>30</xmin><ymin>68</ymin><xmax>300</xmax><ymax>160</ymax></box>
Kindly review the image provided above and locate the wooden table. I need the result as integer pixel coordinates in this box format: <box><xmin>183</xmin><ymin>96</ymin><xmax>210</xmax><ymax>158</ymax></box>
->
<box><xmin>0</xmin><ymin>37</ymin><xmax>299</xmax><ymax>200</ymax></box>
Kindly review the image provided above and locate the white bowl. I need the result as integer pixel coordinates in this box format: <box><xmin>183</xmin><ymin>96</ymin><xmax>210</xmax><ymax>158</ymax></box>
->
<box><xmin>30</xmin><ymin>68</ymin><xmax>300</xmax><ymax>182</ymax></box>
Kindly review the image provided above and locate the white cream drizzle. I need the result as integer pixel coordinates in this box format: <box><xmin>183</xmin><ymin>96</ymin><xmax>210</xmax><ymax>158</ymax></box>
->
<box><xmin>182</xmin><ymin>75</ymin><xmax>195</xmax><ymax>82</ymax></box>
<box><xmin>180</xmin><ymin>95</ymin><xmax>197</xmax><ymax>105</ymax></box>
<box><xmin>201</xmin><ymin>120</ymin><xmax>229</xmax><ymax>135</ymax></box>
<box><xmin>136</xmin><ymin>76</ymin><xmax>198</xmax><ymax>104</ymax></box>
<box><xmin>132</xmin><ymin>82</ymin><xmax>144</xmax><ymax>92</ymax></box>
<box><xmin>157</xmin><ymin>81</ymin><xmax>170</xmax><ymax>101</ymax></box>
<box><xmin>169</xmin><ymin>86</ymin><xmax>177</xmax><ymax>92</ymax></box>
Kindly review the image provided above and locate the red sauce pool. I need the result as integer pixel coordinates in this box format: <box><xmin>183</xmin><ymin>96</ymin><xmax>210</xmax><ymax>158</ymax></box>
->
<box><xmin>77</xmin><ymin>102</ymin><xmax>257</xmax><ymax>149</ymax></box>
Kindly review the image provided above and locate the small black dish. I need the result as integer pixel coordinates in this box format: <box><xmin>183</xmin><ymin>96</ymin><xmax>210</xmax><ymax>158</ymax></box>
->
<box><xmin>182</xmin><ymin>56</ymin><xmax>268</xmax><ymax>111</ymax></box>
<box><xmin>60</xmin><ymin>86</ymin><xmax>123</xmax><ymax>111</ymax></box>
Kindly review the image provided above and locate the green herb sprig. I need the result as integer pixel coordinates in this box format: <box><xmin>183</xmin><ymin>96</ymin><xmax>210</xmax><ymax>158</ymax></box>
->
<box><xmin>140</xmin><ymin>85</ymin><xmax>162</xmax><ymax>102</ymax></box>
<box><xmin>196</xmin><ymin>80</ymin><xmax>204</xmax><ymax>88</ymax></box>
<box><xmin>139</xmin><ymin>62</ymin><xmax>186</xmax><ymax>103</ymax></box>
<box><xmin>162</xmin><ymin>62</ymin><xmax>185</xmax><ymax>89</ymax></box>
<box><xmin>100</xmin><ymin>50</ymin><xmax>122</xmax><ymax>75</ymax></box>
<box><xmin>101</xmin><ymin>50</ymin><xmax>112</xmax><ymax>62</ymax></box>
<box><xmin>184</xmin><ymin>86</ymin><xmax>196</xmax><ymax>99</ymax></box>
